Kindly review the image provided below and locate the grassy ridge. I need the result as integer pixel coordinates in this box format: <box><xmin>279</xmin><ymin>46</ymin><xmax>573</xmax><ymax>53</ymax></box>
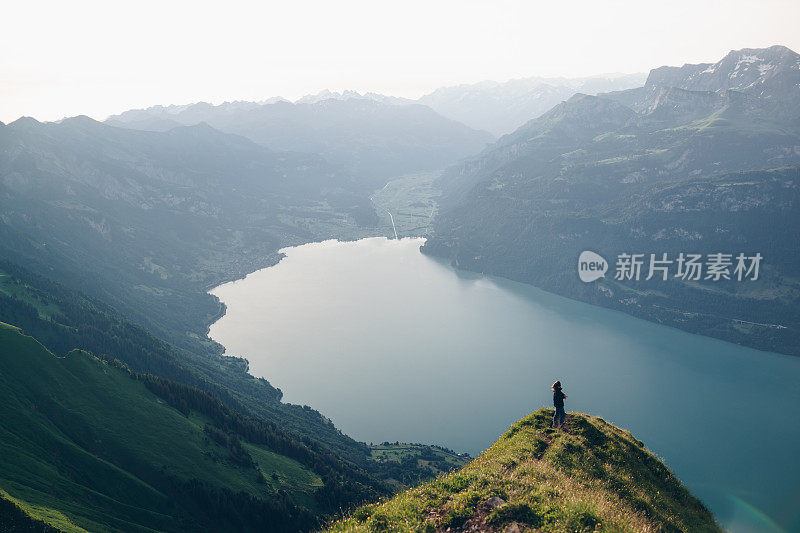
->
<box><xmin>328</xmin><ymin>410</ymin><xmax>720</xmax><ymax>532</ymax></box>
<box><xmin>367</xmin><ymin>444</ymin><xmax>470</xmax><ymax>488</ymax></box>
<box><xmin>0</xmin><ymin>488</ymin><xmax>85</xmax><ymax>533</ymax></box>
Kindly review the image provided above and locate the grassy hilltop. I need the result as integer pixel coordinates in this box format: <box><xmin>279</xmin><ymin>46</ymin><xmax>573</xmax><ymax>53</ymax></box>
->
<box><xmin>327</xmin><ymin>410</ymin><xmax>720</xmax><ymax>533</ymax></box>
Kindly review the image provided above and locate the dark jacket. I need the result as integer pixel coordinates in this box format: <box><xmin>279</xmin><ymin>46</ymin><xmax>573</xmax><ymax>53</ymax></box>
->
<box><xmin>553</xmin><ymin>389</ymin><xmax>565</xmax><ymax>409</ymax></box>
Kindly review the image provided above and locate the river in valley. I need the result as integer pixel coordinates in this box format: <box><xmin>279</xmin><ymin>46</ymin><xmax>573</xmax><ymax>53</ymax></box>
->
<box><xmin>209</xmin><ymin>237</ymin><xmax>800</xmax><ymax>532</ymax></box>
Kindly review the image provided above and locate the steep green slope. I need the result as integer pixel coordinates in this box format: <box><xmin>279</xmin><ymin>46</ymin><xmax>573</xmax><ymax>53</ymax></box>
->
<box><xmin>0</xmin><ymin>488</ymin><xmax>86</xmax><ymax>532</ymax></box>
<box><xmin>0</xmin><ymin>322</ymin><xmax>380</xmax><ymax>531</ymax></box>
<box><xmin>367</xmin><ymin>444</ymin><xmax>470</xmax><ymax>489</ymax></box>
<box><xmin>328</xmin><ymin>410</ymin><xmax>720</xmax><ymax>532</ymax></box>
<box><xmin>0</xmin><ymin>116</ymin><xmax>375</xmax><ymax>356</ymax></box>
<box><xmin>0</xmin><ymin>113</ymin><xmax>392</xmax><ymax>475</ymax></box>
<box><xmin>0</xmin><ymin>258</ymin><xmax>373</xmax><ymax>464</ymax></box>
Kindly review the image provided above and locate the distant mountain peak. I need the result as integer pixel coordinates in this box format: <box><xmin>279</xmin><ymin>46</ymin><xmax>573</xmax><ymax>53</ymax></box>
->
<box><xmin>722</xmin><ymin>44</ymin><xmax>798</xmax><ymax>61</ymax></box>
<box><xmin>58</xmin><ymin>115</ymin><xmax>103</xmax><ymax>128</ymax></box>
<box><xmin>418</xmin><ymin>73</ymin><xmax>647</xmax><ymax>136</ymax></box>
<box><xmin>645</xmin><ymin>45</ymin><xmax>800</xmax><ymax>98</ymax></box>
<box><xmin>8</xmin><ymin>116</ymin><xmax>42</xmax><ymax>129</ymax></box>
<box><xmin>565</xmin><ymin>92</ymin><xmax>593</xmax><ymax>103</ymax></box>
<box><xmin>295</xmin><ymin>89</ymin><xmax>413</xmax><ymax>106</ymax></box>
<box><xmin>169</xmin><ymin>120</ymin><xmax>221</xmax><ymax>134</ymax></box>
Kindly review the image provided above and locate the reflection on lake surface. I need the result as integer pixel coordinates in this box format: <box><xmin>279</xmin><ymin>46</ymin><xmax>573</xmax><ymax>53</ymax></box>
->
<box><xmin>209</xmin><ymin>237</ymin><xmax>800</xmax><ymax>532</ymax></box>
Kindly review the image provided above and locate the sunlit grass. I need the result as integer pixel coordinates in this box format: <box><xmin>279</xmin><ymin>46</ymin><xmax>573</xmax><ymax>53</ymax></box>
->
<box><xmin>325</xmin><ymin>409</ymin><xmax>720</xmax><ymax>532</ymax></box>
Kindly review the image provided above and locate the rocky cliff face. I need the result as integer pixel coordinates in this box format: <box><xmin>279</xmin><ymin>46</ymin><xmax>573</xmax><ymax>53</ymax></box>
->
<box><xmin>645</xmin><ymin>45</ymin><xmax>800</xmax><ymax>100</ymax></box>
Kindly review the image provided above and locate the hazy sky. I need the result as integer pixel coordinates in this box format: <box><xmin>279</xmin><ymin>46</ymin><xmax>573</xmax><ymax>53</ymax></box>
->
<box><xmin>3</xmin><ymin>0</ymin><xmax>799</xmax><ymax>123</ymax></box>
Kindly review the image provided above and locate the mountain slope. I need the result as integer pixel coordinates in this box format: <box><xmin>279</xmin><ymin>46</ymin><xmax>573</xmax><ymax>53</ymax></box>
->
<box><xmin>645</xmin><ymin>45</ymin><xmax>800</xmax><ymax>101</ymax></box>
<box><xmin>0</xmin><ymin>322</ymin><xmax>348</xmax><ymax>531</ymax></box>
<box><xmin>423</xmin><ymin>46</ymin><xmax>800</xmax><ymax>355</ymax></box>
<box><xmin>0</xmin><ymin>257</ymin><xmax>378</xmax><ymax>466</ymax></box>
<box><xmin>107</xmin><ymin>98</ymin><xmax>494</xmax><ymax>187</ymax></box>
<box><xmin>418</xmin><ymin>73</ymin><xmax>647</xmax><ymax>136</ymax></box>
<box><xmin>328</xmin><ymin>409</ymin><xmax>720</xmax><ymax>532</ymax></box>
<box><xmin>0</xmin><ymin>116</ymin><xmax>374</xmax><ymax>353</ymax></box>
<box><xmin>0</xmin><ymin>115</ymin><xmax>458</xmax><ymax>484</ymax></box>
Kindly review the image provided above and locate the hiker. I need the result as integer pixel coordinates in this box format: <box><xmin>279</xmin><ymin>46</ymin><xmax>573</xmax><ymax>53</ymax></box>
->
<box><xmin>552</xmin><ymin>380</ymin><xmax>567</xmax><ymax>428</ymax></box>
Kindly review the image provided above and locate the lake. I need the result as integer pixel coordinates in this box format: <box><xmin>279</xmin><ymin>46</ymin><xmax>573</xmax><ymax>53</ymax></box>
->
<box><xmin>209</xmin><ymin>237</ymin><xmax>800</xmax><ymax>533</ymax></box>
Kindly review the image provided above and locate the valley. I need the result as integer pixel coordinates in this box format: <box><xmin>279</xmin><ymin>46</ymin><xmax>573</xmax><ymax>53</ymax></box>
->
<box><xmin>1</xmin><ymin>42</ymin><xmax>799</xmax><ymax>533</ymax></box>
<box><xmin>370</xmin><ymin>172</ymin><xmax>441</xmax><ymax>238</ymax></box>
<box><xmin>207</xmin><ymin>236</ymin><xmax>800</xmax><ymax>532</ymax></box>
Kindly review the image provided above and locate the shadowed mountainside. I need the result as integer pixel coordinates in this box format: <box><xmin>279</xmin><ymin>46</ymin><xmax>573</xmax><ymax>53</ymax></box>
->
<box><xmin>423</xmin><ymin>46</ymin><xmax>800</xmax><ymax>355</ymax></box>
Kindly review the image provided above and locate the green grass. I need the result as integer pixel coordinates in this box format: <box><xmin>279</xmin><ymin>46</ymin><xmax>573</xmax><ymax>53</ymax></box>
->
<box><xmin>0</xmin><ymin>322</ymin><xmax>322</xmax><ymax>531</ymax></box>
<box><xmin>0</xmin><ymin>488</ymin><xmax>88</xmax><ymax>532</ymax></box>
<box><xmin>327</xmin><ymin>409</ymin><xmax>721</xmax><ymax>532</ymax></box>
<box><xmin>367</xmin><ymin>444</ymin><xmax>471</xmax><ymax>488</ymax></box>
<box><xmin>245</xmin><ymin>443</ymin><xmax>324</xmax><ymax>509</ymax></box>
<box><xmin>370</xmin><ymin>172</ymin><xmax>441</xmax><ymax>238</ymax></box>
<box><xmin>369</xmin><ymin>444</ymin><xmax>469</xmax><ymax>471</ymax></box>
<box><xmin>0</xmin><ymin>271</ymin><xmax>63</xmax><ymax>320</ymax></box>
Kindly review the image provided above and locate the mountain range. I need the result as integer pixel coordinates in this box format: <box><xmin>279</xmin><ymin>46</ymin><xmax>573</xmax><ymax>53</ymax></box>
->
<box><xmin>423</xmin><ymin>45</ymin><xmax>800</xmax><ymax>355</ymax></box>
<box><xmin>107</xmin><ymin>99</ymin><xmax>493</xmax><ymax>187</ymax></box>
<box><xmin>0</xmin><ymin>116</ymin><xmax>378</xmax><ymax>353</ymax></box>
<box><xmin>105</xmin><ymin>72</ymin><xmax>648</xmax><ymax>163</ymax></box>
<box><xmin>417</xmin><ymin>73</ymin><xmax>647</xmax><ymax>136</ymax></box>
<box><xmin>1</xmin><ymin>44</ymin><xmax>798</xmax><ymax>531</ymax></box>
<box><xmin>0</xmin><ymin>93</ymin><xmax>495</xmax><ymax>530</ymax></box>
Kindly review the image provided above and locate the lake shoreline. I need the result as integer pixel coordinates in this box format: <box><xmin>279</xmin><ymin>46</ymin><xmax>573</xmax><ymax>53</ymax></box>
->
<box><xmin>207</xmin><ymin>236</ymin><xmax>799</xmax><ymax>532</ymax></box>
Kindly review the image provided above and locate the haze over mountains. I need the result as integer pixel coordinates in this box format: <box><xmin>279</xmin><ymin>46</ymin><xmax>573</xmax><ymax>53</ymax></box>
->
<box><xmin>107</xmin><ymin>98</ymin><xmax>494</xmax><ymax>187</ymax></box>
<box><xmin>2</xmin><ymin>45</ymin><xmax>797</xmax><ymax>392</ymax></box>
<box><xmin>423</xmin><ymin>45</ymin><xmax>800</xmax><ymax>355</ymax></box>
<box><xmin>105</xmin><ymin>72</ymin><xmax>648</xmax><ymax>164</ymax></box>
<box><xmin>418</xmin><ymin>73</ymin><xmax>647</xmax><ymax>136</ymax></box>
<box><xmin>0</xmin><ymin>116</ymin><xmax>378</xmax><ymax>352</ymax></box>
<box><xmin>1</xmin><ymin>44</ymin><xmax>799</xmax><ymax>531</ymax></box>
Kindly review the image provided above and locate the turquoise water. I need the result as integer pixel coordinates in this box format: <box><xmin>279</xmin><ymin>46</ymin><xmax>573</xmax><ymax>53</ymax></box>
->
<box><xmin>209</xmin><ymin>237</ymin><xmax>800</xmax><ymax>532</ymax></box>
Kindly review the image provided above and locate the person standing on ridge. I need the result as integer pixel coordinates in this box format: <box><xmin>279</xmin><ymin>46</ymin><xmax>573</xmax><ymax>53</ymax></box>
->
<box><xmin>552</xmin><ymin>380</ymin><xmax>567</xmax><ymax>428</ymax></box>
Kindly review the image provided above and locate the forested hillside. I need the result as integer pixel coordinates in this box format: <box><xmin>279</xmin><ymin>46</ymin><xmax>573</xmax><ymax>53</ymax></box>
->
<box><xmin>0</xmin><ymin>259</ymin><xmax>374</xmax><ymax>462</ymax></box>
<box><xmin>424</xmin><ymin>46</ymin><xmax>800</xmax><ymax>355</ymax></box>
<box><xmin>0</xmin><ymin>323</ymin><xmax>387</xmax><ymax>531</ymax></box>
<box><xmin>0</xmin><ymin>116</ymin><xmax>382</xmax><ymax>354</ymax></box>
